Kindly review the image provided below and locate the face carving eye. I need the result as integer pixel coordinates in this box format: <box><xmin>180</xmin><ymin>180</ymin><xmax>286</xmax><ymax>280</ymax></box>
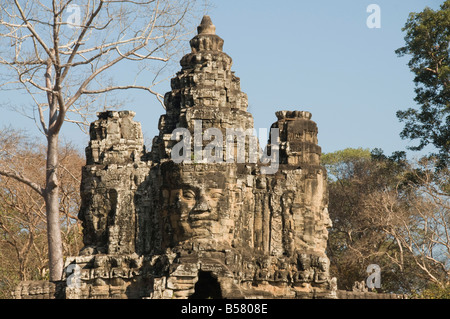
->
<box><xmin>209</xmin><ymin>190</ymin><xmax>223</xmax><ymax>199</ymax></box>
<box><xmin>182</xmin><ymin>189</ymin><xmax>196</xmax><ymax>200</ymax></box>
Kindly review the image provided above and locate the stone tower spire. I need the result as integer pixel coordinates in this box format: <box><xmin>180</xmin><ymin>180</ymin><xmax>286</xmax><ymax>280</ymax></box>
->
<box><xmin>151</xmin><ymin>14</ymin><xmax>253</xmax><ymax>162</ymax></box>
<box><xmin>197</xmin><ymin>15</ymin><xmax>216</xmax><ymax>34</ymax></box>
<box><xmin>188</xmin><ymin>16</ymin><xmax>224</xmax><ymax>53</ymax></box>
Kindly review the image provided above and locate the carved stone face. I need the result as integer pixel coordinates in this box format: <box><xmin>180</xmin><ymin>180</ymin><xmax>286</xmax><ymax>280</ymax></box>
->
<box><xmin>319</xmin><ymin>207</ymin><xmax>332</xmax><ymax>242</ymax></box>
<box><xmin>161</xmin><ymin>163</ymin><xmax>235</xmax><ymax>248</ymax></box>
<box><xmin>177</xmin><ymin>184</ymin><xmax>225</xmax><ymax>238</ymax></box>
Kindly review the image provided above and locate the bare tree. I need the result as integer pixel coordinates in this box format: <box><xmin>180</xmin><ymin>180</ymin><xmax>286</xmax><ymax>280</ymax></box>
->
<box><xmin>323</xmin><ymin>148</ymin><xmax>414</xmax><ymax>292</ymax></box>
<box><xmin>0</xmin><ymin>127</ymin><xmax>84</xmax><ymax>297</ymax></box>
<box><xmin>0</xmin><ymin>129</ymin><xmax>47</xmax><ymax>283</ymax></box>
<box><xmin>0</xmin><ymin>0</ymin><xmax>204</xmax><ymax>281</ymax></box>
<box><xmin>365</xmin><ymin>158</ymin><xmax>450</xmax><ymax>287</ymax></box>
<box><xmin>324</xmin><ymin>149</ymin><xmax>450</xmax><ymax>293</ymax></box>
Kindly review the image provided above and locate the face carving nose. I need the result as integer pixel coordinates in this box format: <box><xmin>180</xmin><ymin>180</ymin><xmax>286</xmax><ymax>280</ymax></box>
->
<box><xmin>193</xmin><ymin>195</ymin><xmax>210</xmax><ymax>212</ymax></box>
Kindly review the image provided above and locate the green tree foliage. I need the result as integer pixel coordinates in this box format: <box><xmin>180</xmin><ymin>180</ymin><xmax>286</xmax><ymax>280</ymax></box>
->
<box><xmin>321</xmin><ymin>147</ymin><xmax>372</xmax><ymax>180</ymax></box>
<box><xmin>416</xmin><ymin>283</ymin><xmax>450</xmax><ymax>299</ymax></box>
<box><xmin>395</xmin><ymin>1</ymin><xmax>450</xmax><ymax>167</ymax></box>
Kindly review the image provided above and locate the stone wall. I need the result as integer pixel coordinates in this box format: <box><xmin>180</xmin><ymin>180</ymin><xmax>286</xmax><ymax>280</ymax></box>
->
<box><xmin>12</xmin><ymin>281</ymin><xmax>63</xmax><ymax>299</ymax></box>
<box><xmin>337</xmin><ymin>290</ymin><xmax>408</xmax><ymax>299</ymax></box>
<box><xmin>13</xmin><ymin>16</ymin><xmax>393</xmax><ymax>300</ymax></box>
<box><xmin>57</xmin><ymin>16</ymin><xmax>336</xmax><ymax>299</ymax></box>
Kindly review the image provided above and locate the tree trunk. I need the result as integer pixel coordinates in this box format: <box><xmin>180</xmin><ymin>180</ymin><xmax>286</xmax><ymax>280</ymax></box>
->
<box><xmin>45</xmin><ymin>133</ymin><xmax>63</xmax><ymax>281</ymax></box>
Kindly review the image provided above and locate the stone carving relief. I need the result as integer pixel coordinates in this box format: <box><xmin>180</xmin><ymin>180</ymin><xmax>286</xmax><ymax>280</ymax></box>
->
<box><xmin>57</xmin><ymin>15</ymin><xmax>335</xmax><ymax>299</ymax></box>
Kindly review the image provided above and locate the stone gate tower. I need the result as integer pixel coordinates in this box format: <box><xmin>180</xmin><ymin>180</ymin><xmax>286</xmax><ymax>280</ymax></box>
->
<box><xmin>16</xmin><ymin>16</ymin><xmax>335</xmax><ymax>299</ymax></box>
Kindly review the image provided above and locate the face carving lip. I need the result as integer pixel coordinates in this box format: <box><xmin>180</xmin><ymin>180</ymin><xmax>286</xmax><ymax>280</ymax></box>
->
<box><xmin>188</xmin><ymin>211</ymin><xmax>218</xmax><ymax>223</ymax></box>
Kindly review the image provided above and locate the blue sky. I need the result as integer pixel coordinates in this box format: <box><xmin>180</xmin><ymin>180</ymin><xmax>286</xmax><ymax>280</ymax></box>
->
<box><xmin>0</xmin><ymin>0</ymin><xmax>444</xmax><ymax>158</ymax></box>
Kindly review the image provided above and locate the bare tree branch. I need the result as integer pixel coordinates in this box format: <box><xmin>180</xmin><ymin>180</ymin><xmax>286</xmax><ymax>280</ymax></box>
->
<box><xmin>0</xmin><ymin>169</ymin><xmax>44</xmax><ymax>197</ymax></box>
